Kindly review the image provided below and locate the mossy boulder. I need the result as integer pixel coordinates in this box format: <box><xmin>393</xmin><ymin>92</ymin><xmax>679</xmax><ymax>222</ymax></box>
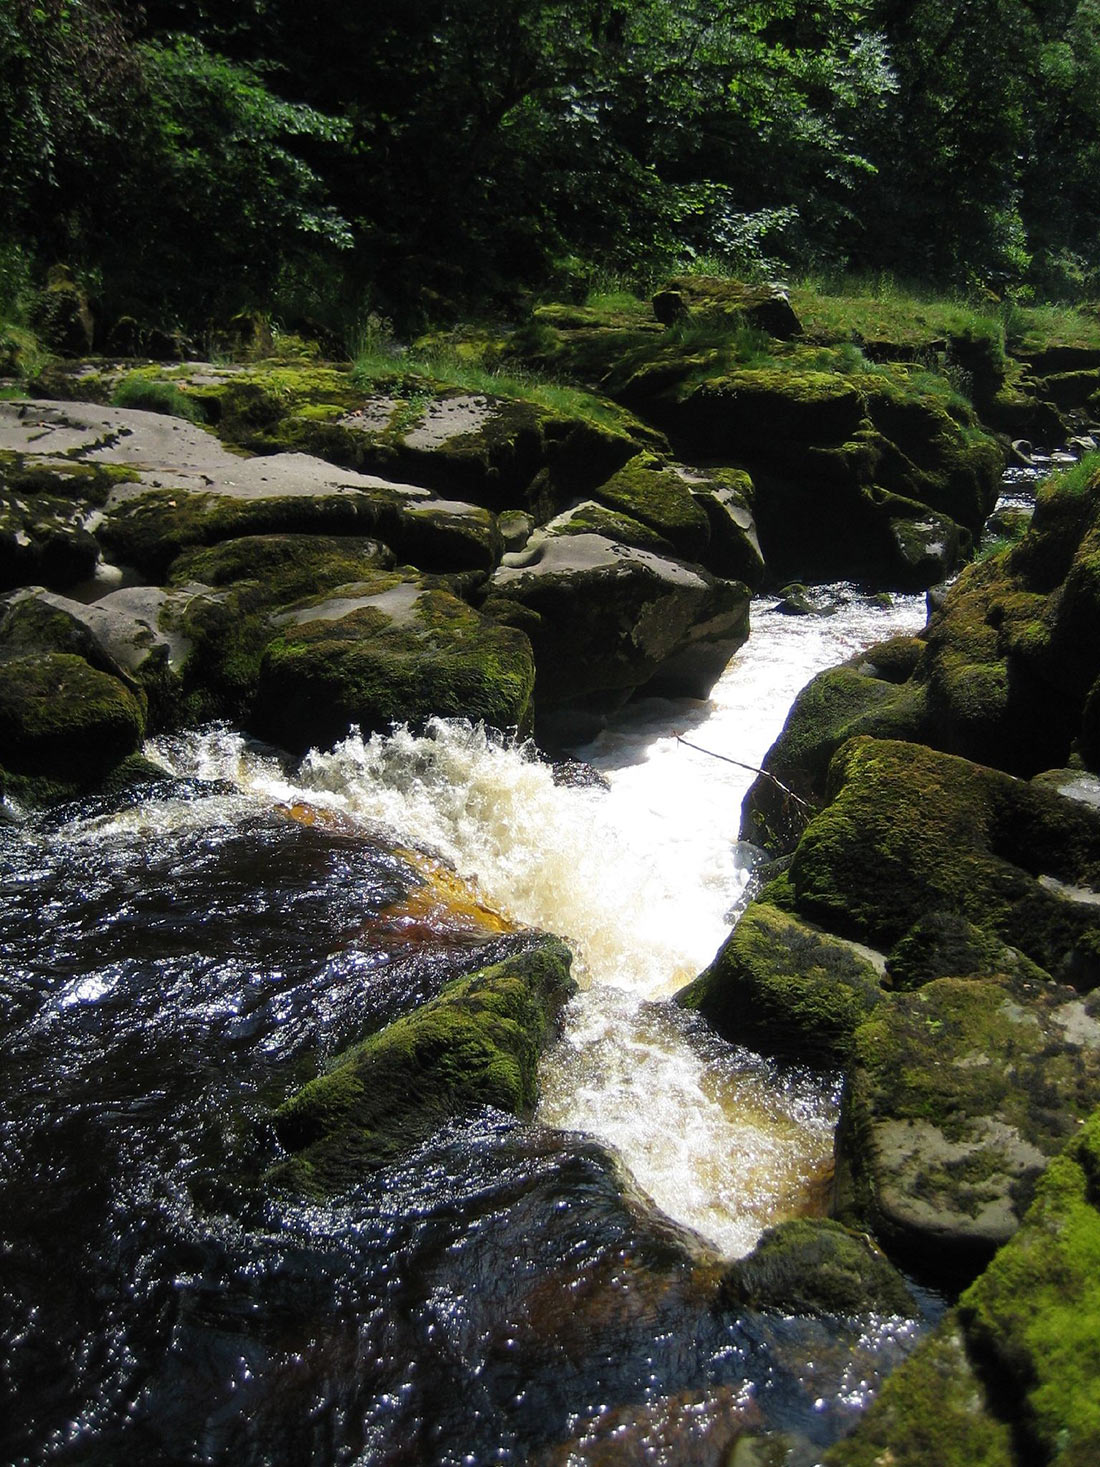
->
<box><xmin>272</xmin><ymin>935</ymin><xmax>575</xmax><ymax>1192</ymax></box>
<box><xmin>828</xmin><ymin>1109</ymin><xmax>1100</xmax><ymax>1466</ymax></box>
<box><xmin>836</xmin><ymin>972</ymin><xmax>1100</xmax><ymax>1270</ymax></box>
<box><xmin>600</xmin><ymin>348</ymin><xmax>1002</xmax><ymax>587</ymax></box>
<box><xmin>518</xmin><ymin>499</ymin><xmax>675</xmax><ymax>554</ymax></box>
<box><xmin>676</xmin><ymin>900</ymin><xmax>885</xmax><ymax>1065</ymax></box>
<box><xmin>486</xmin><ymin>528</ymin><xmax>750</xmax><ymax>719</ymax></box>
<box><xmin>915</xmin><ymin>456</ymin><xmax>1100</xmax><ymax>774</ymax></box>
<box><xmin>823</xmin><ymin>1318</ymin><xmax>1014</xmax><ymax>1467</ymax></box>
<box><xmin>0</xmin><ymin>451</ymin><xmax>126</xmax><ymax>591</ymax></box>
<box><xmin>745</xmin><ymin>459</ymin><xmax>1100</xmax><ymax>863</ymax></box>
<box><xmin>588</xmin><ymin>450</ymin><xmax>711</xmax><ymax>561</ymax></box>
<box><xmin>740</xmin><ymin>662</ymin><xmax>930</xmax><ymax>855</ymax></box>
<box><xmin>719</xmin><ymin>1218</ymin><xmax>916</xmax><ymax>1319</ymax></box>
<box><xmin>252</xmin><ymin>572</ymin><xmax>535</xmax><ymax>753</ymax></box>
<box><xmin>885</xmin><ymin>911</ymin><xmax>1051</xmax><ymax>990</ymax></box>
<box><xmin>787</xmin><ymin>737</ymin><xmax>1100</xmax><ymax>988</ymax></box>
<box><xmin>0</xmin><ymin>651</ymin><xmax>145</xmax><ymax>794</ymax></box>
<box><xmin>229</xmin><ymin>372</ymin><xmax>659</xmax><ymax>518</ymax></box>
<box><xmin>955</xmin><ymin>1108</ymin><xmax>1100</xmax><ymax>1463</ymax></box>
<box><xmin>168</xmin><ymin>531</ymin><xmax>394</xmax><ymax>596</ymax></box>
<box><xmin>98</xmin><ymin>458</ymin><xmax>500</xmax><ymax>581</ymax></box>
<box><xmin>677</xmin><ymin>463</ymin><xmax>765</xmax><ymax>588</ymax></box>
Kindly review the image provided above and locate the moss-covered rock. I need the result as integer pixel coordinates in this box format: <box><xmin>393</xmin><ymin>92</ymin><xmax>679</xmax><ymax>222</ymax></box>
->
<box><xmin>676</xmin><ymin>900</ymin><xmax>885</xmax><ymax>1065</ymax></box>
<box><xmin>518</xmin><ymin>499</ymin><xmax>675</xmax><ymax>554</ymax></box>
<box><xmin>917</xmin><ymin>456</ymin><xmax>1100</xmax><ymax>773</ymax></box>
<box><xmin>719</xmin><ymin>1218</ymin><xmax>916</xmax><ymax>1318</ymax></box>
<box><xmin>252</xmin><ymin>573</ymin><xmax>535</xmax><ymax>753</ymax></box>
<box><xmin>885</xmin><ymin>911</ymin><xmax>1051</xmax><ymax>990</ymax></box>
<box><xmin>98</xmin><ymin>464</ymin><xmax>500</xmax><ymax>581</ymax></box>
<box><xmin>677</xmin><ymin>463</ymin><xmax>766</xmax><ymax>588</ymax></box>
<box><xmin>823</xmin><ymin>1319</ymin><xmax>1014</xmax><ymax>1467</ymax></box>
<box><xmin>829</xmin><ymin>1109</ymin><xmax>1100</xmax><ymax>1466</ymax></box>
<box><xmin>956</xmin><ymin>1108</ymin><xmax>1100</xmax><ymax>1464</ymax></box>
<box><xmin>0</xmin><ymin>452</ymin><xmax>125</xmax><ymax>591</ymax></box>
<box><xmin>589</xmin><ymin>449</ymin><xmax>711</xmax><ymax>561</ymax></box>
<box><xmin>0</xmin><ymin>651</ymin><xmax>145</xmax><ymax>792</ymax></box>
<box><xmin>272</xmin><ymin>935</ymin><xmax>575</xmax><ymax>1192</ymax></box>
<box><xmin>168</xmin><ymin>531</ymin><xmax>394</xmax><ymax>596</ymax></box>
<box><xmin>788</xmin><ymin>737</ymin><xmax>1100</xmax><ymax>987</ymax></box>
<box><xmin>652</xmin><ymin>277</ymin><xmax>803</xmax><ymax>339</ymax></box>
<box><xmin>740</xmin><ymin>665</ymin><xmax>929</xmax><ymax>855</ymax></box>
<box><xmin>836</xmin><ymin>972</ymin><xmax>1100</xmax><ymax>1269</ymax></box>
<box><xmin>593</xmin><ymin>340</ymin><xmax>1003</xmax><ymax>587</ymax></box>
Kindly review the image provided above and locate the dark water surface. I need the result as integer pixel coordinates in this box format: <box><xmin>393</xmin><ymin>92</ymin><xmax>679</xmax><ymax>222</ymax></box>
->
<box><xmin>0</xmin><ymin>771</ymin><xmax>924</xmax><ymax>1467</ymax></box>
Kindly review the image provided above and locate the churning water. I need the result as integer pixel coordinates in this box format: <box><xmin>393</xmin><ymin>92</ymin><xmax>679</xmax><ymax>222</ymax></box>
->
<box><xmin>1</xmin><ymin>586</ymin><xmax>928</xmax><ymax>1466</ymax></box>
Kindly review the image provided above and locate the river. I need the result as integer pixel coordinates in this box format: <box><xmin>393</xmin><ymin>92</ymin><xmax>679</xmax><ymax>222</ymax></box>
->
<box><xmin>0</xmin><ymin>582</ymin><xmax>962</xmax><ymax>1466</ymax></box>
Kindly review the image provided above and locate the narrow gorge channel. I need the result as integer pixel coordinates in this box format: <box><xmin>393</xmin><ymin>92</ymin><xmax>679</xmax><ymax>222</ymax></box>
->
<box><xmin>2</xmin><ymin>578</ymin><xmax>945</xmax><ymax>1467</ymax></box>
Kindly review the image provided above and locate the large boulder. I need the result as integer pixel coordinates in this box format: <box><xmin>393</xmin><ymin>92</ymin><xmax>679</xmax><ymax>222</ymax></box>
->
<box><xmin>827</xmin><ymin>1109</ymin><xmax>1100</xmax><ymax>1466</ymax></box>
<box><xmin>836</xmin><ymin>971</ymin><xmax>1100</xmax><ymax>1272</ymax></box>
<box><xmin>486</xmin><ymin>524</ymin><xmax>750</xmax><ymax>725</ymax></box>
<box><xmin>741</xmin><ymin>648</ymin><xmax>929</xmax><ymax>854</ymax></box>
<box><xmin>252</xmin><ymin>571</ymin><xmax>536</xmax><ymax>753</ymax></box>
<box><xmin>787</xmin><ymin>737</ymin><xmax>1100</xmax><ymax>988</ymax></box>
<box><xmin>745</xmin><ymin>455</ymin><xmax>1100</xmax><ymax>814</ymax></box>
<box><xmin>601</xmin><ymin>349</ymin><xmax>1004</xmax><ymax>588</ymax></box>
<box><xmin>719</xmin><ymin>1217</ymin><xmax>916</xmax><ymax>1319</ymax></box>
<box><xmin>823</xmin><ymin>1318</ymin><xmax>1014</xmax><ymax>1467</ymax></box>
<box><xmin>271</xmin><ymin>935</ymin><xmax>576</xmax><ymax>1193</ymax></box>
<box><xmin>585</xmin><ymin>449</ymin><xmax>712</xmax><ymax>562</ymax></box>
<box><xmin>98</xmin><ymin>454</ymin><xmax>500</xmax><ymax>581</ymax></box>
<box><xmin>0</xmin><ymin>651</ymin><xmax>145</xmax><ymax>796</ymax></box>
<box><xmin>0</xmin><ymin>455</ymin><xmax>122</xmax><ymax>591</ymax></box>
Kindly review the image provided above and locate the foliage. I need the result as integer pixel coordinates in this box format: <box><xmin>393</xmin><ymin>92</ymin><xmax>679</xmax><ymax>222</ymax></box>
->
<box><xmin>4</xmin><ymin>0</ymin><xmax>1100</xmax><ymax>333</ymax></box>
<box><xmin>858</xmin><ymin>0</ymin><xmax>1100</xmax><ymax>294</ymax></box>
<box><xmin>111</xmin><ymin>373</ymin><xmax>203</xmax><ymax>421</ymax></box>
<box><xmin>100</xmin><ymin>38</ymin><xmax>351</xmax><ymax>322</ymax></box>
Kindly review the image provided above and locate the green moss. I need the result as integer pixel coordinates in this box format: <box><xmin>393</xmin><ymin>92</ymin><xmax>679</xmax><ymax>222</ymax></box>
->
<box><xmin>720</xmin><ymin>1218</ymin><xmax>916</xmax><ymax>1319</ymax></box>
<box><xmin>590</xmin><ymin>450</ymin><xmax>711</xmax><ymax>560</ymax></box>
<box><xmin>851</xmin><ymin>974</ymin><xmax>1100</xmax><ymax>1142</ymax></box>
<box><xmin>788</xmin><ymin>737</ymin><xmax>1100</xmax><ymax>982</ymax></box>
<box><xmin>169</xmin><ymin>533</ymin><xmax>393</xmax><ymax>600</ymax></box>
<box><xmin>823</xmin><ymin>1318</ymin><xmax>1014</xmax><ymax>1467</ymax></box>
<box><xmin>272</xmin><ymin>937</ymin><xmax>575</xmax><ymax>1192</ymax></box>
<box><xmin>740</xmin><ymin>666</ymin><xmax>929</xmax><ymax>855</ymax></box>
<box><xmin>958</xmin><ymin>1110</ymin><xmax>1100</xmax><ymax>1463</ymax></box>
<box><xmin>251</xmin><ymin>583</ymin><xmax>535</xmax><ymax>753</ymax></box>
<box><xmin>0</xmin><ymin>652</ymin><xmax>145</xmax><ymax>785</ymax></box>
<box><xmin>544</xmin><ymin>500</ymin><xmax>675</xmax><ymax>553</ymax></box>
<box><xmin>99</xmin><ymin>483</ymin><xmax>498</xmax><ymax>582</ymax></box>
<box><xmin>886</xmin><ymin>911</ymin><xmax>1051</xmax><ymax>989</ymax></box>
<box><xmin>111</xmin><ymin>372</ymin><xmax>205</xmax><ymax>422</ymax></box>
<box><xmin>677</xmin><ymin>900</ymin><xmax>884</xmax><ymax>1064</ymax></box>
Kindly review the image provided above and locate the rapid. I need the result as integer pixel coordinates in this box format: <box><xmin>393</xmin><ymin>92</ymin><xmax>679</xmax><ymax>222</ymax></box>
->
<box><xmin>2</xmin><ymin>584</ymin><xmax>935</xmax><ymax>1467</ymax></box>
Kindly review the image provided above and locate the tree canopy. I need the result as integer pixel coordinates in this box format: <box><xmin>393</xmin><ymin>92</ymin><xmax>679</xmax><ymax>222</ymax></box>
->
<box><xmin>3</xmin><ymin>0</ymin><xmax>1100</xmax><ymax>333</ymax></box>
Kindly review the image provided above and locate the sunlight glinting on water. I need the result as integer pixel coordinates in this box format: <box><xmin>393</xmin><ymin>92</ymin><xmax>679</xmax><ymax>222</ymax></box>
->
<box><xmin>147</xmin><ymin>588</ymin><xmax>926</xmax><ymax>1256</ymax></box>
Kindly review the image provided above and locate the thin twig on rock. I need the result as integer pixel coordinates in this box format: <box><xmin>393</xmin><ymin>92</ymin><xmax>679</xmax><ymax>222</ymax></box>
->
<box><xmin>674</xmin><ymin>735</ymin><xmax>815</xmax><ymax>814</ymax></box>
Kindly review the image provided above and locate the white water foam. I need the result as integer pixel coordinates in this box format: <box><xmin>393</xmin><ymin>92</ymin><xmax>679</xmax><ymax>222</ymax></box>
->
<box><xmin>147</xmin><ymin>587</ymin><xmax>925</xmax><ymax>1255</ymax></box>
